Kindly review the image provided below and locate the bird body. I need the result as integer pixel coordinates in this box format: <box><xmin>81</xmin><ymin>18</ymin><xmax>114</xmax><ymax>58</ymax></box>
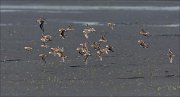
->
<box><xmin>83</xmin><ymin>27</ymin><xmax>96</xmax><ymax>39</ymax></box>
<box><xmin>66</xmin><ymin>25</ymin><xmax>75</xmax><ymax>31</ymax></box>
<box><xmin>39</xmin><ymin>54</ymin><xmax>47</xmax><ymax>63</ymax></box>
<box><xmin>106</xmin><ymin>45</ymin><xmax>114</xmax><ymax>52</ymax></box>
<box><xmin>96</xmin><ymin>48</ymin><xmax>109</xmax><ymax>61</ymax></box>
<box><xmin>24</xmin><ymin>46</ymin><xmax>33</xmax><ymax>51</ymax></box>
<box><xmin>96</xmin><ymin>45</ymin><xmax>113</xmax><ymax>61</ymax></box>
<box><xmin>91</xmin><ymin>42</ymin><xmax>101</xmax><ymax>50</ymax></box>
<box><xmin>59</xmin><ymin>28</ymin><xmax>67</xmax><ymax>39</ymax></box>
<box><xmin>139</xmin><ymin>29</ymin><xmax>151</xmax><ymax>37</ymax></box>
<box><xmin>41</xmin><ymin>34</ymin><xmax>52</xmax><ymax>44</ymax></box>
<box><xmin>76</xmin><ymin>43</ymin><xmax>91</xmax><ymax>64</ymax></box>
<box><xmin>138</xmin><ymin>40</ymin><xmax>149</xmax><ymax>48</ymax></box>
<box><xmin>99</xmin><ymin>35</ymin><xmax>108</xmax><ymax>43</ymax></box>
<box><xmin>41</xmin><ymin>44</ymin><xmax>49</xmax><ymax>48</ymax></box>
<box><xmin>49</xmin><ymin>47</ymin><xmax>66</xmax><ymax>62</ymax></box>
<box><xmin>107</xmin><ymin>22</ymin><xmax>115</xmax><ymax>30</ymax></box>
<box><xmin>37</xmin><ymin>17</ymin><xmax>45</xmax><ymax>32</ymax></box>
<box><xmin>167</xmin><ymin>49</ymin><xmax>175</xmax><ymax>63</ymax></box>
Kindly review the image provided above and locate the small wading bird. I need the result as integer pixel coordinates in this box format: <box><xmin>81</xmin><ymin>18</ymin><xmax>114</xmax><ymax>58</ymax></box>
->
<box><xmin>167</xmin><ymin>49</ymin><xmax>175</xmax><ymax>63</ymax></box>
<box><xmin>24</xmin><ymin>46</ymin><xmax>33</xmax><ymax>51</ymax></box>
<box><xmin>76</xmin><ymin>43</ymin><xmax>91</xmax><ymax>64</ymax></box>
<box><xmin>66</xmin><ymin>25</ymin><xmax>75</xmax><ymax>31</ymax></box>
<box><xmin>99</xmin><ymin>35</ymin><xmax>108</xmax><ymax>43</ymax></box>
<box><xmin>91</xmin><ymin>42</ymin><xmax>101</xmax><ymax>50</ymax></box>
<box><xmin>41</xmin><ymin>44</ymin><xmax>49</xmax><ymax>48</ymax></box>
<box><xmin>96</xmin><ymin>45</ymin><xmax>114</xmax><ymax>61</ymax></box>
<box><xmin>59</xmin><ymin>28</ymin><xmax>67</xmax><ymax>39</ymax></box>
<box><xmin>80</xmin><ymin>42</ymin><xmax>89</xmax><ymax>51</ymax></box>
<box><xmin>49</xmin><ymin>47</ymin><xmax>60</xmax><ymax>56</ymax></box>
<box><xmin>58</xmin><ymin>25</ymin><xmax>74</xmax><ymax>39</ymax></box>
<box><xmin>49</xmin><ymin>47</ymin><xmax>66</xmax><ymax>62</ymax></box>
<box><xmin>139</xmin><ymin>29</ymin><xmax>151</xmax><ymax>37</ymax></box>
<box><xmin>96</xmin><ymin>47</ymin><xmax>109</xmax><ymax>61</ymax></box>
<box><xmin>39</xmin><ymin>54</ymin><xmax>47</xmax><ymax>63</ymax></box>
<box><xmin>57</xmin><ymin>49</ymin><xmax>67</xmax><ymax>62</ymax></box>
<box><xmin>138</xmin><ymin>40</ymin><xmax>149</xmax><ymax>48</ymax></box>
<box><xmin>37</xmin><ymin>17</ymin><xmax>46</xmax><ymax>32</ymax></box>
<box><xmin>40</xmin><ymin>34</ymin><xmax>52</xmax><ymax>45</ymax></box>
<box><xmin>106</xmin><ymin>45</ymin><xmax>114</xmax><ymax>52</ymax></box>
<box><xmin>83</xmin><ymin>25</ymin><xmax>96</xmax><ymax>39</ymax></box>
<box><xmin>107</xmin><ymin>22</ymin><xmax>116</xmax><ymax>30</ymax></box>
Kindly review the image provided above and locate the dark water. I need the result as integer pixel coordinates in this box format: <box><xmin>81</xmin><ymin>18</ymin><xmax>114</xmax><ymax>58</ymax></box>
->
<box><xmin>0</xmin><ymin>0</ymin><xmax>180</xmax><ymax>96</ymax></box>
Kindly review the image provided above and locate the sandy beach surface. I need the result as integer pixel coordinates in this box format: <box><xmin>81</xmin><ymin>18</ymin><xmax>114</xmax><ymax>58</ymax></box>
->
<box><xmin>0</xmin><ymin>0</ymin><xmax>180</xmax><ymax>96</ymax></box>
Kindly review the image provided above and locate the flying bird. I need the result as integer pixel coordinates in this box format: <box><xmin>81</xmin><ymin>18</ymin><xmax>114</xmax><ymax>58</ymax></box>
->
<box><xmin>24</xmin><ymin>46</ymin><xmax>33</xmax><ymax>51</ymax></box>
<box><xmin>96</xmin><ymin>47</ymin><xmax>109</xmax><ymax>61</ymax></box>
<box><xmin>76</xmin><ymin>42</ymin><xmax>91</xmax><ymax>64</ymax></box>
<box><xmin>66</xmin><ymin>25</ymin><xmax>75</xmax><ymax>31</ymax></box>
<box><xmin>57</xmin><ymin>49</ymin><xmax>67</xmax><ymax>62</ymax></box>
<box><xmin>39</xmin><ymin>54</ymin><xmax>47</xmax><ymax>63</ymax></box>
<box><xmin>59</xmin><ymin>28</ymin><xmax>67</xmax><ymax>39</ymax></box>
<box><xmin>37</xmin><ymin>17</ymin><xmax>46</xmax><ymax>32</ymax></box>
<box><xmin>139</xmin><ymin>29</ymin><xmax>151</xmax><ymax>37</ymax></box>
<box><xmin>106</xmin><ymin>45</ymin><xmax>114</xmax><ymax>52</ymax></box>
<box><xmin>167</xmin><ymin>49</ymin><xmax>175</xmax><ymax>63</ymax></box>
<box><xmin>40</xmin><ymin>34</ymin><xmax>52</xmax><ymax>44</ymax></box>
<box><xmin>83</xmin><ymin>25</ymin><xmax>96</xmax><ymax>39</ymax></box>
<box><xmin>91</xmin><ymin>42</ymin><xmax>101</xmax><ymax>50</ymax></box>
<box><xmin>41</xmin><ymin>44</ymin><xmax>49</xmax><ymax>48</ymax></box>
<box><xmin>138</xmin><ymin>40</ymin><xmax>149</xmax><ymax>48</ymax></box>
<box><xmin>107</xmin><ymin>22</ymin><xmax>116</xmax><ymax>30</ymax></box>
<box><xmin>49</xmin><ymin>47</ymin><xmax>62</xmax><ymax>56</ymax></box>
<box><xmin>49</xmin><ymin>47</ymin><xmax>66</xmax><ymax>62</ymax></box>
<box><xmin>99</xmin><ymin>35</ymin><xmax>108</xmax><ymax>43</ymax></box>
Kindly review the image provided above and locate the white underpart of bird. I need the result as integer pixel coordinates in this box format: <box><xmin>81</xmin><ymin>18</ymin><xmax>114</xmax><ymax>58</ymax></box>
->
<box><xmin>106</xmin><ymin>45</ymin><xmax>114</xmax><ymax>52</ymax></box>
<box><xmin>83</xmin><ymin>28</ymin><xmax>96</xmax><ymax>39</ymax></box>
<box><xmin>37</xmin><ymin>17</ymin><xmax>46</xmax><ymax>32</ymax></box>
<box><xmin>139</xmin><ymin>29</ymin><xmax>151</xmax><ymax>37</ymax></box>
<box><xmin>41</xmin><ymin>44</ymin><xmax>49</xmax><ymax>48</ymax></box>
<box><xmin>99</xmin><ymin>35</ymin><xmax>108</xmax><ymax>43</ymax></box>
<box><xmin>76</xmin><ymin>43</ymin><xmax>91</xmax><ymax>64</ymax></box>
<box><xmin>96</xmin><ymin>48</ymin><xmax>109</xmax><ymax>61</ymax></box>
<box><xmin>49</xmin><ymin>47</ymin><xmax>66</xmax><ymax>62</ymax></box>
<box><xmin>57</xmin><ymin>52</ymin><xmax>65</xmax><ymax>62</ymax></box>
<box><xmin>59</xmin><ymin>28</ymin><xmax>67</xmax><ymax>39</ymax></box>
<box><xmin>66</xmin><ymin>25</ymin><xmax>75</xmax><ymax>31</ymax></box>
<box><xmin>138</xmin><ymin>40</ymin><xmax>149</xmax><ymax>48</ymax></box>
<box><xmin>107</xmin><ymin>22</ymin><xmax>116</xmax><ymax>30</ymax></box>
<box><xmin>167</xmin><ymin>49</ymin><xmax>175</xmax><ymax>63</ymax></box>
<box><xmin>91</xmin><ymin>42</ymin><xmax>100</xmax><ymax>50</ymax></box>
<box><xmin>39</xmin><ymin>54</ymin><xmax>47</xmax><ymax>63</ymax></box>
<box><xmin>41</xmin><ymin>34</ymin><xmax>52</xmax><ymax>44</ymax></box>
<box><xmin>24</xmin><ymin>46</ymin><xmax>33</xmax><ymax>51</ymax></box>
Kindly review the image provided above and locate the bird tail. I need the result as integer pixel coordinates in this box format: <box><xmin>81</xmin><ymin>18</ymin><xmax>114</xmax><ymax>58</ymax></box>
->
<box><xmin>40</xmin><ymin>24</ymin><xmax>44</xmax><ymax>32</ymax></box>
<box><xmin>169</xmin><ymin>57</ymin><xmax>173</xmax><ymax>63</ymax></box>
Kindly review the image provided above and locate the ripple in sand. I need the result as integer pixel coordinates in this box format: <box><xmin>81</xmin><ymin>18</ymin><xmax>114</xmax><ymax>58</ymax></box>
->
<box><xmin>69</xmin><ymin>65</ymin><xmax>82</xmax><ymax>68</ymax></box>
<box><xmin>0</xmin><ymin>23</ymin><xmax>13</xmax><ymax>26</ymax></box>
<box><xmin>146</xmin><ymin>24</ymin><xmax>180</xmax><ymax>28</ymax></box>
<box><xmin>116</xmin><ymin>76</ymin><xmax>144</xmax><ymax>80</ymax></box>
<box><xmin>156</xmin><ymin>34</ymin><xmax>180</xmax><ymax>37</ymax></box>
<box><xmin>37</xmin><ymin>10</ymin><xmax>82</xmax><ymax>13</ymax></box>
<box><xmin>165</xmin><ymin>74</ymin><xmax>175</xmax><ymax>77</ymax></box>
<box><xmin>72</xmin><ymin>21</ymin><xmax>103</xmax><ymax>26</ymax></box>
<box><xmin>1</xmin><ymin>59</ymin><xmax>21</xmax><ymax>62</ymax></box>
<box><xmin>1</xmin><ymin>5</ymin><xmax>179</xmax><ymax>11</ymax></box>
<box><xmin>128</xmin><ymin>64</ymin><xmax>141</xmax><ymax>66</ymax></box>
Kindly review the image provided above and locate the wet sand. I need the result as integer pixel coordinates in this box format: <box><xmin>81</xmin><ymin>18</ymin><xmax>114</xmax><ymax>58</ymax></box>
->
<box><xmin>0</xmin><ymin>0</ymin><xmax>180</xmax><ymax>96</ymax></box>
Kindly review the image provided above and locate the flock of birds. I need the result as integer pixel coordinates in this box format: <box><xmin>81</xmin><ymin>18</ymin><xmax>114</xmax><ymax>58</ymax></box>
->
<box><xmin>137</xmin><ymin>28</ymin><xmax>175</xmax><ymax>64</ymax></box>
<box><xmin>24</xmin><ymin>17</ymin><xmax>175</xmax><ymax>64</ymax></box>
